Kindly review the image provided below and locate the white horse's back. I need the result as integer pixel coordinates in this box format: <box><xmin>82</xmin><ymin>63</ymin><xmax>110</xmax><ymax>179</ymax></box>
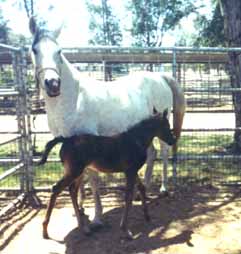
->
<box><xmin>58</xmin><ymin>70</ymin><xmax>173</xmax><ymax>137</ymax></box>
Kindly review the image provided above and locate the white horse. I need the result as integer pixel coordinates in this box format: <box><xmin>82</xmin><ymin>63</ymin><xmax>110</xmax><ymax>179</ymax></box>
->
<box><xmin>29</xmin><ymin>16</ymin><xmax>185</xmax><ymax>227</ymax></box>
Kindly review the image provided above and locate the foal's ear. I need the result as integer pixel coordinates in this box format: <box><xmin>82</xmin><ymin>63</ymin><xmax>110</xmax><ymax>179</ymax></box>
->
<box><xmin>163</xmin><ymin>108</ymin><xmax>168</xmax><ymax>119</ymax></box>
<box><xmin>29</xmin><ymin>16</ymin><xmax>38</xmax><ymax>35</ymax></box>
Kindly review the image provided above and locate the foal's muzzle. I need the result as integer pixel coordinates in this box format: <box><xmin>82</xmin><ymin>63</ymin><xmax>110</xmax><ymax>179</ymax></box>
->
<box><xmin>167</xmin><ymin>134</ymin><xmax>177</xmax><ymax>146</ymax></box>
<box><xmin>44</xmin><ymin>78</ymin><xmax>61</xmax><ymax>97</ymax></box>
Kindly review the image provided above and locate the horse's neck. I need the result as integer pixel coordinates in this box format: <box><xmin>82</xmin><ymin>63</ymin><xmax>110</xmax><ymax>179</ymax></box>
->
<box><xmin>60</xmin><ymin>56</ymin><xmax>79</xmax><ymax>93</ymax></box>
<box><xmin>43</xmin><ymin>55</ymin><xmax>81</xmax><ymax>136</ymax></box>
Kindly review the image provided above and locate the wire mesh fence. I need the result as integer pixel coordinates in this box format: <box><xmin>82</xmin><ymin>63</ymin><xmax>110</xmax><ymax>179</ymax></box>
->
<box><xmin>1</xmin><ymin>45</ymin><xmax>241</xmax><ymax>196</ymax></box>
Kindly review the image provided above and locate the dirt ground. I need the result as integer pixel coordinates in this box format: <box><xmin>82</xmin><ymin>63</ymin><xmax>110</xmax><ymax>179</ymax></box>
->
<box><xmin>1</xmin><ymin>185</ymin><xmax>241</xmax><ymax>254</ymax></box>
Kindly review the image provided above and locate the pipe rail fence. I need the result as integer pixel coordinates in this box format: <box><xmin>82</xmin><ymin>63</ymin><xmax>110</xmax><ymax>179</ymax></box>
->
<box><xmin>0</xmin><ymin>45</ymin><xmax>241</xmax><ymax>215</ymax></box>
<box><xmin>0</xmin><ymin>44</ymin><xmax>34</xmax><ymax>219</ymax></box>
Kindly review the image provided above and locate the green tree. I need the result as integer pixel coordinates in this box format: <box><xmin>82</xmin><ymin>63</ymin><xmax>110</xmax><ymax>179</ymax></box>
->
<box><xmin>86</xmin><ymin>0</ymin><xmax>123</xmax><ymax>80</ymax></box>
<box><xmin>128</xmin><ymin>0</ymin><xmax>197</xmax><ymax>47</ymax></box>
<box><xmin>15</xmin><ymin>0</ymin><xmax>35</xmax><ymax>18</ymax></box>
<box><xmin>86</xmin><ymin>0</ymin><xmax>122</xmax><ymax>46</ymax></box>
<box><xmin>0</xmin><ymin>6</ymin><xmax>10</xmax><ymax>44</ymax></box>
<box><xmin>219</xmin><ymin>0</ymin><xmax>241</xmax><ymax>152</ymax></box>
<box><xmin>194</xmin><ymin>2</ymin><xmax>225</xmax><ymax>47</ymax></box>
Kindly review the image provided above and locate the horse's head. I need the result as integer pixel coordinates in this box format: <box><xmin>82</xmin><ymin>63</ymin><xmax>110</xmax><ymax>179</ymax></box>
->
<box><xmin>157</xmin><ymin>109</ymin><xmax>177</xmax><ymax>146</ymax></box>
<box><xmin>29</xmin><ymin>16</ymin><xmax>63</xmax><ymax>97</ymax></box>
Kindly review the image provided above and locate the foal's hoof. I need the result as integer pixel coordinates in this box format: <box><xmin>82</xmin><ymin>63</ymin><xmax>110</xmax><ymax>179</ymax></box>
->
<box><xmin>144</xmin><ymin>213</ymin><xmax>151</xmax><ymax>222</ymax></box>
<box><xmin>120</xmin><ymin>230</ymin><xmax>134</xmax><ymax>241</ymax></box>
<box><xmin>89</xmin><ymin>221</ymin><xmax>104</xmax><ymax>232</ymax></box>
<box><xmin>83</xmin><ymin>227</ymin><xmax>92</xmax><ymax>236</ymax></box>
<box><xmin>159</xmin><ymin>190</ymin><xmax>169</xmax><ymax>198</ymax></box>
<box><xmin>134</xmin><ymin>193</ymin><xmax>141</xmax><ymax>201</ymax></box>
<box><xmin>43</xmin><ymin>232</ymin><xmax>50</xmax><ymax>239</ymax></box>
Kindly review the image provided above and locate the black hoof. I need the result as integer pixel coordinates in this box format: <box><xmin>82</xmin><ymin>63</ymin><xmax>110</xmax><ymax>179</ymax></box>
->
<box><xmin>43</xmin><ymin>232</ymin><xmax>50</xmax><ymax>239</ymax></box>
<box><xmin>145</xmin><ymin>214</ymin><xmax>151</xmax><ymax>222</ymax></box>
<box><xmin>159</xmin><ymin>191</ymin><xmax>169</xmax><ymax>198</ymax></box>
<box><xmin>83</xmin><ymin>228</ymin><xmax>92</xmax><ymax>236</ymax></box>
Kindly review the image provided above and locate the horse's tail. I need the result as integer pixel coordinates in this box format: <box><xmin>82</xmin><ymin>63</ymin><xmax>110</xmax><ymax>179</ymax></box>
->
<box><xmin>37</xmin><ymin>136</ymin><xmax>65</xmax><ymax>165</ymax></box>
<box><xmin>162</xmin><ymin>75</ymin><xmax>186</xmax><ymax>141</ymax></box>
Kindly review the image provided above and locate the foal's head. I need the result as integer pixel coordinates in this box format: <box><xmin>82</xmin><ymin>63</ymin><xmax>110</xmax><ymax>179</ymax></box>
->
<box><xmin>155</xmin><ymin>109</ymin><xmax>176</xmax><ymax>146</ymax></box>
<box><xmin>129</xmin><ymin>109</ymin><xmax>176</xmax><ymax>147</ymax></box>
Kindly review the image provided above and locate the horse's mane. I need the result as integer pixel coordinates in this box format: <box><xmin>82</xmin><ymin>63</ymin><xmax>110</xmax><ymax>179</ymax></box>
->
<box><xmin>32</xmin><ymin>30</ymin><xmax>56</xmax><ymax>49</ymax></box>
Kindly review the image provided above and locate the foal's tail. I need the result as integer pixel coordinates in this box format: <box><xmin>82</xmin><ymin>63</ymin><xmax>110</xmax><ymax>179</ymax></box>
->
<box><xmin>37</xmin><ymin>136</ymin><xmax>65</xmax><ymax>165</ymax></box>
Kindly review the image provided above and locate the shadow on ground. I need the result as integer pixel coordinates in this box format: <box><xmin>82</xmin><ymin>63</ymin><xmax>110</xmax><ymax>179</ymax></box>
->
<box><xmin>62</xmin><ymin>185</ymin><xmax>240</xmax><ymax>254</ymax></box>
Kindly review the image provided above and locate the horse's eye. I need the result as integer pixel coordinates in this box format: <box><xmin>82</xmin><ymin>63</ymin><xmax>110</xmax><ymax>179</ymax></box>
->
<box><xmin>57</xmin><ymin>49</ymin><xmax>62</xmax><ymax>55</ymax></box>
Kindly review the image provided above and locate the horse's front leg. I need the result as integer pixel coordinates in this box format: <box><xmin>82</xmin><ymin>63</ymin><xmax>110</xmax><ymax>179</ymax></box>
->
<box><xmin>120</xmin><ymin>171</ymin><xmax>137</xmax><ymax>240</ymax></box>
<box><xmin>88</xmin><ymin>170</ymin><xmax>103</xmax><ymax>229</ymax></box>
<box><xmin>43</xmin><ymin>175</ymin><xmax>74</xmax><ymax>239</ymax></box>
<box><xmin>69</xmin><ymin>175</ymin><xmax>91</xmax><ymax>235</ymax></box>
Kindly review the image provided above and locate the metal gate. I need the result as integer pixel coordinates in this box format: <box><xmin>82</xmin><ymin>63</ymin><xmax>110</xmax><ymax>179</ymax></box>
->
<box><xmin>0</xmin><ymin>43</ymin><xmax>33</xmax><ymax>219</ymax></box>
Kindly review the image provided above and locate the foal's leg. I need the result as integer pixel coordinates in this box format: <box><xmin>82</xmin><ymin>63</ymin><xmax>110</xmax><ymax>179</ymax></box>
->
<box><xmin>42</xmin><ymin>175</ymin><xmax>74</xmax><ymax>239</ymax></box>
<box><xmin>69</xmin><ymin>176</ymin><xmax>91</xmax><ymax>235</ymax></box>
<box><xmin>144</xmin><ymin>143</ymin><xmax>157</xmax><ymax>190</ymax></box>
<box><xmin>136</xmin><ymin>176</ymin><xmax>150</xmax><ymax>222</ymax></box>
<box><xmin>79</xmin><ymin>177</ymin><xmax>85</xmax><ymax>209</ymax></box>
<box><xmin>120</xmin><ymin>172</ymin><xmax>137</xmax><ymax>240</ymax></box>
<box><xmin>160</xmin><ymin>140</ymin><xmax>169</xmax><ymax>193</ymax></box>
<box><xmin>88</xmin><ymin>170</ymin><xmax>103</xmax><ymax>229</ymax></box>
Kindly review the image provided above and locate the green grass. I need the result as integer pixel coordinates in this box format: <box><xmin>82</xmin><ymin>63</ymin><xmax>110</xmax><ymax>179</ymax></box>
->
<box><xmin>0</xmin><ymin>143</ymin><xmax>19</xmax><ymax>157</ymax></box>
<box><xmin>0</xmin><ymin>165</ymin><xmax>20</xmax><ymax>188</ymax></box>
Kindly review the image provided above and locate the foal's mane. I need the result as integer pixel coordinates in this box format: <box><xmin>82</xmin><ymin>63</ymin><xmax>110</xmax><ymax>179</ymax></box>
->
<box><xmin>125</xmin><ymin>113</ymin><xmax>161</xmax><ymax>138</ymax></box>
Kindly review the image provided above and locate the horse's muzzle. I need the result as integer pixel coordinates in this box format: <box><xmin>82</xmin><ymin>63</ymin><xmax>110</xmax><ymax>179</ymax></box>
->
<box><xmin>45</xmin><ymin>78</ymin><xmax>61</xmax><ymax>97</ymax></box>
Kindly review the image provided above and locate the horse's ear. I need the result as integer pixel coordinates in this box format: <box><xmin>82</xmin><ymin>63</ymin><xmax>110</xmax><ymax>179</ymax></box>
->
<box><xmin>29</xmin><ymin>16</ymin><xmax>38</xmax><ymax>35</ymax></box>
<box><xmin>163</xmin><ymin>108</ymin><xmax>168</xmax><ymax>119</ymax></box>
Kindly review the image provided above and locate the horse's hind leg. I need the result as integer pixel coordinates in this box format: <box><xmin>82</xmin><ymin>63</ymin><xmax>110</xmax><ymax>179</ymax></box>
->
<box><xmin>172</xmin><ymin>142</ymin><xmax>178</xmax><ymax>186</ymax></box>
<box><xmin>136</xmin><ymin>176</ymin><xmax>150</xmax><ymax>222</ymax></box>
<box><xmin>69</xmin><ymin>175</ymin><xmax>91</xmax><ymax>235</ymax></box>
<box><xmin>160</xmin><ymin>140</ymin><xmax>169</xmax><ymax>194</ymax></box>
<box><xmin>42</xmin><ymin>175</ymin><xmax>74</xmax><ymax>239</ymax></box>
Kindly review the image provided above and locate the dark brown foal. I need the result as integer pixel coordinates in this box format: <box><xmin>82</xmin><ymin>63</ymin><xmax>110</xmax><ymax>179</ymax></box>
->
<box><xmin>38</xmin><ymin>109</ymin><xmax>176</xmax><ymax>239</ymax></box>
